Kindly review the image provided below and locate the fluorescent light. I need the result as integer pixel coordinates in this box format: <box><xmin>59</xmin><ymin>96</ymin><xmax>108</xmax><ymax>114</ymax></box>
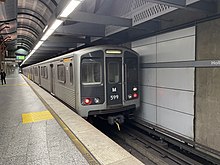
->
<box><xmin>34</xmin><ymin>41</ymin><xmax>44</xmax><ymax>50</ymax></box>
<box><xmin>21</xmin><ymin>0</ymin><xmax>80</xmax><ymax>66</ymax></box>
<box><xmin>41</xmin><ymin>19</ymin><xmax>63</xmax><ymax>41</ymax></box>
<box><xmin>60</xmin><ymin>0</ymin><xmax>81</xmax><ymax>17</ymax></box>
<box><xmin>20</xmin><ymin>50</ymin><xmax>35</xmax><ymax>66</ymax></box>
<box><xmin>43</xmin><ymin>25</ymin><xmax>48</xmax><ymax>33</ymax></box>
<box><xmin>50</xmin><ymin>19</ymin><xmax>63</xmax><ymax>30</ymax></box>
<box><xmin>41</xmin><ymin>29</ymin><xmax>54</xmax><ymax>41</ymax></box>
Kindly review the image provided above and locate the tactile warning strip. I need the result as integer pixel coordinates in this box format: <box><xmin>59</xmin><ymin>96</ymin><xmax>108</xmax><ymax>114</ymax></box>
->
<box><xmin>22</xmin><ymin>75</ymin><xmax>100</xmax><ymax>165</ymax></box>
<box><xmin>22</xmin><ymin>110</ymin><xmax>54</xmax><ymax>124</ymax></box>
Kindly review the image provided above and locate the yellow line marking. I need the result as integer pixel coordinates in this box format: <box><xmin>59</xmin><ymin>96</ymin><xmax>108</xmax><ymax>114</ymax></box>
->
<box><xmin>0</xmin><ymin>83</ymin><xmax>28</xmax><ymax>87</ymax></box>
<box><xmin>22</xmin><ymin>110</ymin><xmax>54</xmax><ymax>124</ymax></box>
<box><xmin>22</xmin><ymin>75</ymin><xmax>100</xmax><ymax>165</ymax></box>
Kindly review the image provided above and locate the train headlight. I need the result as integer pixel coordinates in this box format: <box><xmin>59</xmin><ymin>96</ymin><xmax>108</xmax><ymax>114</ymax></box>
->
<box><xmin>94</xmin><ymin>98</ymin><xmax>100</xmax><ymax>104</ymax></box>
<box><xmin>128</xmin><ymin>94</ymin><xmax>132</xmax><ymax>99</ymax></box>
<box><xmin>83</xmin><ymin>98</ymin><xmax>92</xmax><ymax>105</ymax></box>
<box><xmin>133</xmin><ymin>87</ymin><xmax>138</xmax><ymax>91</ymax></box>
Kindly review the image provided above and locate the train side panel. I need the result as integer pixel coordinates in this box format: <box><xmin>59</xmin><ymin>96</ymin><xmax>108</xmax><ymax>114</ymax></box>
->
<box><xmin>53</xmin><ymin>57</ymin><xmax>76</xmax><ymax>109</ymax></box>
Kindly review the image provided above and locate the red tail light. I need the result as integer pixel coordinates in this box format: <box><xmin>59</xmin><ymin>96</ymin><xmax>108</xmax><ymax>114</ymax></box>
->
<box><xmin>133</xmin><ymin>93</ymin><xmax>138</xmax><ymax>98</ymax></box>
<box><xmin>84</xmin><ymin>98</ymin><xmax>92</xmax><ymax>105</ymax></box>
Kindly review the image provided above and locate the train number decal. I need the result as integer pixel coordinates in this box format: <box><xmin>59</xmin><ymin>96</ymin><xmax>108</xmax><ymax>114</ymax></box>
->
<box><xmin>110</xmin><ymin>94</ymin><xmax>119</xmax><ymax>101</ymax></box>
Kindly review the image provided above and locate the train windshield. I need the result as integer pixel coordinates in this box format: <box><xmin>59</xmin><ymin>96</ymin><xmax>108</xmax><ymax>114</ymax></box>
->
<box><xmin>81</xmin><ymin>62</ymin><xmax>101</xmax><ymax>84</ymax></box>
<box><xmin>108</xmin><ymin>62</ymin><xmax>120</xmax><ymax>83</ymax></box>
<box><xmin>124</xmin><ymin>51</ymin><xmax>138</xmax><ymax>83</ymax></box>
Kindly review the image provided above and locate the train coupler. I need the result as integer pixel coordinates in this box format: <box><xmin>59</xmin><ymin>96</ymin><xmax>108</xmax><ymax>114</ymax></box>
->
<box><xmin>108</xmin><ymin>115</ymin><xmax>124</xmax><ymax>126</ymax></box>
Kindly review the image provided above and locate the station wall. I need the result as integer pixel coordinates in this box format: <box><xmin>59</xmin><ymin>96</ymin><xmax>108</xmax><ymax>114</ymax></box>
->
<box><xmin>132</xmin><ymin>27</ymin><xmax>195</xmax><ymax>140</ymax></box>
<box><xmin>196</xmin><ymin>18</ymin><xmax>220</xmax><ymax>153</ymax></box>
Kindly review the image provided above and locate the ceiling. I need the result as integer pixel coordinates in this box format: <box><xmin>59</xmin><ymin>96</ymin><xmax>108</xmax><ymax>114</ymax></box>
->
<box><xmin>0</xmin><ymin>0</ymin><xmax>219</xmax><ymax>66</ymax></box>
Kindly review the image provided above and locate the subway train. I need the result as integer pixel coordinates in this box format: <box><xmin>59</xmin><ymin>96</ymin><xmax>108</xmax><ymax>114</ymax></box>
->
<box><xmin>23</xmin><ymin>45</ymin><xmax>140</xmax><ymax>125</ymax></box>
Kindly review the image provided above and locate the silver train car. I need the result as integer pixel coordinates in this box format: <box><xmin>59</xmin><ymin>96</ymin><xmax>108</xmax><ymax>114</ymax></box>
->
<box><xmin>23</xmin><ymin>45</ymin><xmax>140</xmax><ymax>124</ymax></box>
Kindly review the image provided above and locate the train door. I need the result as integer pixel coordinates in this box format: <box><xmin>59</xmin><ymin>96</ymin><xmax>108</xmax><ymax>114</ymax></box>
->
<box><xmin>33</xmin><ymin>67</ymin><xmax>35</xmax><ymax>82</ymax></box>
<box><xmin>106</xmin><ymin>57</ymin><xmax>122</xmax><ymax>106</ymax></box>
<box><xmin>38</xmin><ymin>66</ymin><xmax>41</xmax><ymax>85</ymax></box>
<box><xmin>50</xmin><ymin>64</ymin><xmax>54</xmax><ymax>94</ymax></box>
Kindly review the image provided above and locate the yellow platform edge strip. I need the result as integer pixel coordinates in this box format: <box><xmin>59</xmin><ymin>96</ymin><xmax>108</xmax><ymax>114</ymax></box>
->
<box><xmin>22</xmin><ymin>110</ymin><xmax>54</xmax><ymax>124</ymax></box>
<box><xmin>0</xmin><ymin>83</ymin><xmax>28</xmax><ymax>87</ymax></box>
<box><xmin>21</xmin><ymin>75</ymin><xmax>100</xmax><ymax>165</ymax></box>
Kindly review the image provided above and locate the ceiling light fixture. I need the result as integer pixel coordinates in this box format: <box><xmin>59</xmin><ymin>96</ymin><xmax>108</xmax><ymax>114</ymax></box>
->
<box><xmin>41</xmin><ymin>19</ymin><xmax>63</xmax><ymax>41</ymax></box>
<box><xmin>33</xmin><ymin>41</ymin><xmax>44</xmax><ymax>50</ymax></box>
<box><xmin>21</xmin><ymin>0</ymin><xmax>83</xmax><ymax>66</ymax></box>
<box><xmin>59</xmin><ymin>0</ymin><xmax>81</xmax><ymax>18</ymax></box>
<box><xmin>43</xmin><ymin>25</ymin><xmax>48</xmax><ymax>33</ymax></box>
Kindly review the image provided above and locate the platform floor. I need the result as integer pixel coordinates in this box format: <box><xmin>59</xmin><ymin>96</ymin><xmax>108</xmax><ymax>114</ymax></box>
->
<box><xmin>0</xmin><ymin>72</ymin><xmax>88</xmax><ymax>165</ymax></box>
<box><xmin>0</xmin><ymin>72</ymin><xmax>143</xmax><ymax>165</ymax></box>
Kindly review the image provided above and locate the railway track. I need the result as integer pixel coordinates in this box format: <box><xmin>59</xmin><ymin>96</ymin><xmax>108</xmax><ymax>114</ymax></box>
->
<box><xmin>94</xmin><ymin>119</ymin><xmax>219</xmax><ymax>165</ymax></box>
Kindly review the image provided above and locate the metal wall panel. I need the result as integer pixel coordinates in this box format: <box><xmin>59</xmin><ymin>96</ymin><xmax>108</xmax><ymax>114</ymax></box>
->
<box><xmin>157</xmin><ymin>36</ymin><xmax>195</xmax><ymax>62</ymax></box>
<box><xmin>157</xmin><ymin>27</ymin><xmax>195</xmax><ymax>42</ymax></box>
<box><xmin>133</xmin><ymin>44</ymin><xmax>156</xmax><ymax>63</ymax></box>
<box><xmin>132</xmin><ymin>36</ymin><xmax>156</xmax><ymax>47</ymax></box>
<box><xmin>157</xmin><ymin>68</ymin><xmax>194</xmax><ymax>91</ymax></box>
<box><xmin>157</xmin><ymin>88</ymin><xmax>194</xmax><ymax>115</ymax></box>
<box><xmin>141</xmin><ymin>86</ymin><xmax>156</xmax><ymax>105</ymax></box>
<box><xmin>140</xmin><ymin>69</ymin><xmax>156</xmax><ymax>86</ymax></box>
<box><xmin>157</xmin><ymin>107</ymin><xmax>194</xmax><ymax>139</ymax></box>
<box><xmin>132</xmin><ymin>26</ymin><xmax>195</xmax><ymax>139</ymax></box>
<box><xmin>137</xmin><ymin>103</ymin><xmax>157</xmax><ymax>124</ymax></box>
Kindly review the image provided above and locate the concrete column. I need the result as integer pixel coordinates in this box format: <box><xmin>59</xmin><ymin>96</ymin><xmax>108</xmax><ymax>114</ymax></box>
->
<box><xmin>196</xmin><ymin>18</ymin><xmax>220</xmax><ymax>154</ymax></box>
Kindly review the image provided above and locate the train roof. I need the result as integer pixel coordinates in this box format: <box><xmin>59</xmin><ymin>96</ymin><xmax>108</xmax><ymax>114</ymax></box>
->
<box><xmin>26</xmin><ymin>45</ymin><xmax>138</xmax><ymax>67</ymax></box>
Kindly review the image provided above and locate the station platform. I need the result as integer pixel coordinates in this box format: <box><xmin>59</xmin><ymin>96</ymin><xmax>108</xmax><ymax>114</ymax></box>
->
<box><xmin>0</xmin><ymin>72</ymin><xmax>143</xmax><ymax>165</ymax></box>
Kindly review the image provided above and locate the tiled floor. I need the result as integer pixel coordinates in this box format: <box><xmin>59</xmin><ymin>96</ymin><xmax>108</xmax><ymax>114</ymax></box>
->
<box><xmin>0</xmin><ymin>71</ymin><xmax>88</xmax><ymax>165</ymax></box>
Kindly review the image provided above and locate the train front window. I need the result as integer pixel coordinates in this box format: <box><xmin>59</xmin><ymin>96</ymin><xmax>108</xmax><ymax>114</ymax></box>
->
<box><xmin>82</xmin><ymin>62</ymin><xmax>101</xmax><ymax>84</ymax></box>
<box><xmin>108</xmin><ymin>62</ymin><xmax>119</xmax><ymax>83</ymax></box>
<box><xmin>127</xmin><ymin>61</ymin><xmax>137</xmax><ymax>82</ymax></box>
<box><xmin>124</xmin><ymin>51</ymin><xmax>138</xmax><ymax>83</ymax></box>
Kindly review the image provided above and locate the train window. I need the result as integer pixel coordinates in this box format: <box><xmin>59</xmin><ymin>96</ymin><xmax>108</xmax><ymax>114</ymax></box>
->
<box><xmin>126</xmin><ymin>61</ymin><xmax>137</xmax><ymax>82</ymax></box>
<box><xmin>34</xmin><ymin>67</ymin><xmax>38</xmax><ymax>76</ymax></box>
<box><xmin>69</xmin><ymin>63</ymin><xmax>73</xmax><ymax>84</ymax></box>
<box><xmin>45</xmin><ymin>67</ymin><xmax>48</xmax><ymax>79</ymax></box>
<box><xmin>124</xmin><ymin>51</ymin><xmax>138</xmax><ymax>83</ymax></box>
<box><xmin>57</xmin><ymin>64</ymin><xmax>66</xmax><ymax>83</ymax></box>
<box><xmin>40</xmin><ymin>66</ymin><xmax>48</xmax><ymax>79</ymax></box>
<box><xmin>108</xmin><ymin>62</ymin><xmax>119</xmax><ymax>83</ymax></box>
<box><xmin>41</xmin><ymin>67</ymin><xmax>44</xmax><ymax>77</ymax></box>
<box><xmin>81</xmin><ymin>62</ymin><xmax>101</xmax><ymax>84</ymax></box>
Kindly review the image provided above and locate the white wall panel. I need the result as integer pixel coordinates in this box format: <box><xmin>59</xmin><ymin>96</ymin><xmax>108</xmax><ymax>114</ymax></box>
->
<box><xmin>157</xmin><ymin>26</ymin><xmax>195</xmax><ymax>42</ymax></box>
<box><xmin>157</xmin><ymin>68</ymin><xmax>195</xmax><ymax>91</ymax></box>
<box><xmin>140</xmin><ymin>69</ymin><xmax>156</xmax><ymax>86</ymax></box>
<box><xmin>157</xmin><ymin>36</ymin><xmax>195</xmax><ymax>62</ymax></box>
<box><xmin>141</xmin><ymin>86</ymin><xmax>156</xmax><ymax>105</ymax></box>
<box><xmin>132</xmin><ymin>36</ymin><xmax>156</xmax><ymax>47</ymax></box>
<box><xmin>157</xmin><ymin>107</ymin><xmax>194</xmax><ymax>139</ymax></box>
<box><xmin>136</xmin><ymin>103</ymin><xmax>156</xmax><ymax>124</ymax></box>
<box><xmin>132</xmin><ymin>26</ymin><xmax>195</xmax><ymax>140</ymax></box>
<box><xmin>133</xmin><ymin>44</ymin><xmax>156</xmax><ymax>63</ymax></box>
<box><xmin>157</xmin><ymin>88</ymin><xmax>194</xmax><ymax>115</ymax></box>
